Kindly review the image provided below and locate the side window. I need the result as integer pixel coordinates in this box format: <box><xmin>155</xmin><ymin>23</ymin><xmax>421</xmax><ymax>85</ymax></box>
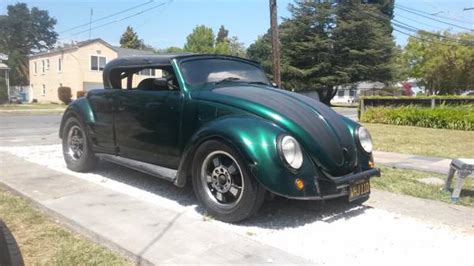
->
<box><xmin>337</xmin><ymin>90</ymin><xmax>345</xmax><ymax>97</ymax></box>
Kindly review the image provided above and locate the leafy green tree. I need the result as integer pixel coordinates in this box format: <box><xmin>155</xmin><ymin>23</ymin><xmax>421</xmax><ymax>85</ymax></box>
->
<box><xmin>280</xmin><ymin>1</ymin><xmax>341</xmax><ymax>104</ymax></box>
<box><xmin>184</xmin><ymin>25</ymin><xmax>215</xmax><ymax>53</ymax></box>
<box><xmin>247</xmin><ymin>0</ymin><xmax>396</xmax><ymax>105</ymax></box>
<box><xmin>159</xmin><ymin>46</ymin><xmax>185</xmax><ymax>53</ymax></box>
<box><xmin>214</xmin><ymin>41</ymin><xmax>230</xmax><ymax>54</ymax></box>
<box><xmin>228</xmin><ymin>36</ymin><xmax>246</xmax><ymax>57</ymax></box>
<box><xmin>332</xmin><ymin>0</ymin><xmax>395</xmax><ymax>86</ymax></box>
<box><xmin>119</xmin><ymin>26</ymin><xmax>144</xmax><ymax>49</ymax></box>
<box><xmin>216</xmin><ymin>25</ymin><xmax>229</xmax><ymax>44</ymax></box>
<box><xmin>247</xmin><ymin>32</ymin><xmax>273</xmax><ymax>76</ymax></box>
<box><xmin>403</xmin><ymin>31</ymin><xmax>474</xmax><ymax>95</ymax></box>
<box><xmin>0</xmin><ymin>3</ymin><xmax>58</xmax><ymax>85</ymax></box>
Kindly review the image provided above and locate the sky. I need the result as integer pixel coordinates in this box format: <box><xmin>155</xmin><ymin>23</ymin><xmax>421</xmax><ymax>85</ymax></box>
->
<box><xmin>1</xmin><ymin>0</ymin><xmax>473</xmax><ymax>49</ymax></box>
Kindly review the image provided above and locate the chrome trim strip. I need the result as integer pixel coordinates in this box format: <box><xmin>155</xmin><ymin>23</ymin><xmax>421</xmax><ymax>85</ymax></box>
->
<box><xmin>96</xmin><ymin>153</ymin><xmax>177</xmax><ymax>182</ymax></box>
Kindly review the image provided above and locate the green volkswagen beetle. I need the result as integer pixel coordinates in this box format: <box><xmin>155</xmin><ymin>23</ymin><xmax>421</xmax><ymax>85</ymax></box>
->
<box><xmin>59</xmin><ymin>54</ymin><xmax>380</xmax><ymax>222</ymax></box>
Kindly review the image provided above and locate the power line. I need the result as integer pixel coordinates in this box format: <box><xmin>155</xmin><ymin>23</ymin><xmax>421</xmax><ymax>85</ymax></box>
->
<box><xmin>361</xmin><ymin>9</ymin><xmax>474</xmax><ymax>46</ymax></box>
<box><xmin>64</xmin><ymin>1</ymin><xmax>172</xmax><ymax>39</ymax></box>
<box><xmin>396</xmin><ymin>3</ymin><xmax>474</xmax><ymax>25</ymax></box>
<box><xmin>59</xmin><ymin>0</ymin><xmax>155</xmax><ymax>34</ymax></box>
<box><xmin>395</xmin><ymin>5</ymin><xmax>473</xmax><ymax>31</ymax></box>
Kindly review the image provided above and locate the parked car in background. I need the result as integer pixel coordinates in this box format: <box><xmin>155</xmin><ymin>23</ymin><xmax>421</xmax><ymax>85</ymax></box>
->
<box><xmin>8</xmin><ymin>95</ymin><xmax>22</xmax><ymax>104</ymax></box>
<box><xmin>59</xmin><ymin>54</ymin><xmax>380</xmax><ymax>222</ymax></box>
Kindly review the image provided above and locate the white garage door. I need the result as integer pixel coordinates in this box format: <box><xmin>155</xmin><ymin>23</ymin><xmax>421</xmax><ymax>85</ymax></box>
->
<box><xmin>83</xmin><ymin>82</ymin><xmax>103</xmax><ymax>92</ymax></box>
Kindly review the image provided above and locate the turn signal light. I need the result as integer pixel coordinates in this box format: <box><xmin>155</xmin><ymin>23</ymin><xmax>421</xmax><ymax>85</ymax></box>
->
<box><xmin>295</xmin><ymin>178</ymin><xmax>304</xmax><ymax>190</ymax></box>
<box><xmin>368</xmin><ymin>159</ymin><xmax>375</xmax><ymax>168</ymax></box>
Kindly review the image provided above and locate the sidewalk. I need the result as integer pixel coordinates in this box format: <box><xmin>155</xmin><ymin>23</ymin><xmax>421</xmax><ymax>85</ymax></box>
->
<box><xmin>0</xmin><ymin>152</ymin><xmax>309</xmax><ymax>265</ymax></box>
<box><xmin>374</xmin><ymin>150</ymin><xmax>453</xmax><ymax>174</ymax></box>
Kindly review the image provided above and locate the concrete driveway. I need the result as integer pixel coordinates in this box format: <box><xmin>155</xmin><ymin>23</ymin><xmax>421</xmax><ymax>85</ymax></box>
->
<box><xmin>1</xmin><ymin>112</ymin><xmax>473</xmax><ymax>265</ymax></box>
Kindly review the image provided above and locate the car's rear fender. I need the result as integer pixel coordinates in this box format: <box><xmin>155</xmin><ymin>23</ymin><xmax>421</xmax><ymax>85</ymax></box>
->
<box><xmin>175</xmin><ymin>116</ymin><xmax>320</xmax><ymax>198</ymax></box>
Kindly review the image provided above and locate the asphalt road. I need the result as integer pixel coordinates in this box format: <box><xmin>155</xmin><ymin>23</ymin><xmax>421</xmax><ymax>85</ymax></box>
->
<box><xmin>0</xmin><ymin>114</ymin><xmax>61</xmax><ymax>146</ymax></box>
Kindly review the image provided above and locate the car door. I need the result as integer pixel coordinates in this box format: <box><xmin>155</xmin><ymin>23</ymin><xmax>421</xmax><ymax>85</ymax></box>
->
<box><xmin>114</xmin><ymin>87</ymin><xmax>182</xmax><ymax>169</ymax></box>
<box><xmin>87</xmin><ymin>89</ymin><xmax>118</xmax><ymax>154</ymax></box>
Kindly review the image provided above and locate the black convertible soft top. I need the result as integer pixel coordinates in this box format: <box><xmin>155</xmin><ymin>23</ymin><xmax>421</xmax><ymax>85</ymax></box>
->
<box><xmin>102</xmin><ymin>54</ymin><xmax>260</xmax><ymax>88</ymax></box>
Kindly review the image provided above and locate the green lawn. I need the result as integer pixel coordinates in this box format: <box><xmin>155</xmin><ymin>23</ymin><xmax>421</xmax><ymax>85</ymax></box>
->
<box><xmin>0</xmin><ymin>187</ymin><xmax>130</xmax><ymax>265</ymax></box>
<box><xmin>373</xmin><ymin>166</ymin><xmax>474</xmax><ymax>207</ymax></box>
<box><xmin>365</xmin><ymin>123</ymin><xmax>474</xmax><ymax>158</ymax></box>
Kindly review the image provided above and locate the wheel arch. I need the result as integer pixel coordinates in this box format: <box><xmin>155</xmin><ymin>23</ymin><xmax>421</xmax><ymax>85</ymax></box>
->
<box><xmin>59</xmin><ymin>98</ymin><xmax>95</xmax><ymax>139</ymax></box>
<box><xmin>174</xmin><ymin>116</ymin><xmax>286</xmax><ymax>190</ymax></box>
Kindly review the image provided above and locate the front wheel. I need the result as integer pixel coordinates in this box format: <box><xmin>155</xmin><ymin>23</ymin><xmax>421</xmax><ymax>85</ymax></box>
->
<box><xmin>62</xmin><ymin>116</ymin><xmax>97</xmax><ymax>172</ymax></box>
<box><xmin>192</xmin><ymin>140</ymin><xmax>265</xmax><ymax>223</ymax></box>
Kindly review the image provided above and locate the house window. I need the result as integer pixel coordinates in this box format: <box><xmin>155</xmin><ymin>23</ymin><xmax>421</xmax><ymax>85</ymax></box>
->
<box><xmin>337</xmin><ymin>90</ymin><xmax>345</xmax><ymax>97</ymax></box>
<box><xmin>139</xmin><ymin>69</ymin><xmax>155</xmax><ymax>76</ymax></box>
<box><xmin>58</xmin><ymin>58</ymin><xmax>62</xmax><ymax>72</ymax></box>
<box><xmin>349</xmin><ymin>89</ymin><xmax>356</xmax><ymax>97</ymax></box>
<box><xmin>34</xmin><ymin>62</ymin><xmax>37</xmax><ymax>74</ymax></box>
<box><xmin>42</xmin><ymin>84</ymin><xmax>46</xmax><ymax>95</ymax></box>
<box><xmin>42</xmin><ymin>60</ymin><xmax>45</xmax><ymax>73</ymax></box>
<box><xmin>91</xmin><ymin>55</ymin><xmax>106</xmax><ymax>71</ymax></box>
<box><xmin>46</xmin><ymin>59</ymin><xmax>50</xmax><ymax>70</ymax></box>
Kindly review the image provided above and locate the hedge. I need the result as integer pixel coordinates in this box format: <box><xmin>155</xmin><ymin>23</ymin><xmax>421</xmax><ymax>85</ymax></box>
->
<box><xmin>360</xmin><ymin>105</ymin><xmax>474</xmax><ymax>131</ymax></box>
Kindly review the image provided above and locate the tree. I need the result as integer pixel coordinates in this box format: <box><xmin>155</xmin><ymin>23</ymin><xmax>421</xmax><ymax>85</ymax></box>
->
<box><xmin>280</xmin><ymin>1</ymin><xmax>341</xmax><ymax>104</ymax></box>
<box><xmin>247</xmin><ymin>32</ymin><xmax>273</xmax><ymax>79</ymax></box>
<box><xmin>403</xmin><ymin>31</ymin><xmax>474</xmax><ymax>95</ymax></box>
<box><xmin>119</xmin><ymin>26</ymin><xmax>144</xmax><ymax>49</ymax></box>
<box><xmin>228</xmin><ymin>36</ymin><xmax>246</xmax><ymax>57</ymax></box>
<box><xmin>216</xmin><ymin>25</ymin><xmax>229</xmax><ymax>44</ymax></box>
<box><xmin>332</xmin><ymin>0</ymin><xmax>395</xmax><ymax>86</ymax></box>
<box><xmin>0</xmin><ymin>3</ymin><xmax>57</xmax><ymax>85</ymax></box>
<box><xmin>159</xmin><ymin>46</ymin><xmax>185</xmax><ymax>54</ymax></box>
<box><xmin>184</xmin><ymin>25</ymin><xmax>215</xmax><ymax>53</ymax></box>
<box><xmin>247</xmin><ymin>0</ymin><xmax>396</xmax><ymax>105</ymax></box>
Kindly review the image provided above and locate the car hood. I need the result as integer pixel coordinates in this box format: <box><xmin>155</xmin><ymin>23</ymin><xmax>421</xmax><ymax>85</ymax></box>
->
<box><xmin>194</xmin><ymin>84</ymin><xmax>359</xmax><ymax>176</ymax></box>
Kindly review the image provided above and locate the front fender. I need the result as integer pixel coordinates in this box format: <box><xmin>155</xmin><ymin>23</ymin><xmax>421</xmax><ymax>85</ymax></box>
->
<box><xmin>176</xmin><ymin>116</ymin><xmax>320</xmax><ymax>198</ymax></box>
<box><xmin>59</xmin><ymin>98</ymin><xmax>95</xmax><ymax>138</ymax></box>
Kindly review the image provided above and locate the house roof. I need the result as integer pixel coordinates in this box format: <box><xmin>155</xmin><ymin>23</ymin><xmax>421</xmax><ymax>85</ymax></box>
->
<box><xmin>28</xmin><ymin>38</ymin><xmax>155</xmax><ymax>59</ymax></box>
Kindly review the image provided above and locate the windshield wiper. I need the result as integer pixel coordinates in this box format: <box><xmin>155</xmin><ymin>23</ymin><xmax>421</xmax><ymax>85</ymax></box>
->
<box><xmin>216</xmin><ymin>77</ymin><xmax>241</xmax><ymax>85</ymax></box>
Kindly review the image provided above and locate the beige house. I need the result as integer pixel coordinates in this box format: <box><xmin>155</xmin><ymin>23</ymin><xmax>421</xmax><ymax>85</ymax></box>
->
<box><xmin>29</xmin><ymin>38</ymin><xmax>156</xmax><ymax>103</ymax></box>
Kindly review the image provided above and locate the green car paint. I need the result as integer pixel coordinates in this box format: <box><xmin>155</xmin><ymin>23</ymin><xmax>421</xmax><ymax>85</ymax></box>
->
<box><xmin>60</xmin><ymin>55</ymin><xmax>378</xmax><ymax>199</ymax></box>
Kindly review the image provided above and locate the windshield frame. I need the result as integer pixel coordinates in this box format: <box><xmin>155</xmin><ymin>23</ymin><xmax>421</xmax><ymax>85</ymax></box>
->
<box><xmin>176</xmin><ymin>56</ymin><xmax>270</xmax><ymax>89</ymax></box>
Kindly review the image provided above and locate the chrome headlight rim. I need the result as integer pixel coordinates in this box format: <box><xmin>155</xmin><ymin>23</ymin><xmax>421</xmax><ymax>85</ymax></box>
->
<box><xmin>356</xmin><ymin>126</ymin><xmax>373</xmax><ymax>154</ymax></box>
<box><xmin>277</xmin><ymin>135</ymin><xmax>304</xmax><ymax>171</ymax></box>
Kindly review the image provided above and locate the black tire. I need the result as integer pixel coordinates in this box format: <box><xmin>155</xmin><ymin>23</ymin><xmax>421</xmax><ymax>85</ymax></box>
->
<box><xmin>62</xmin><ymin>116</ymin><xmax>97</xmax><ymax>172</ymax></box>
<box><xmin>0</xmin><ymin>220</ymin><xmax>24</xmax><ymax>266</ymax></box>
<box><xmin>192</xmin><ymin>140</ymin><xmax>266</xmax><ymax>223</ymax></box>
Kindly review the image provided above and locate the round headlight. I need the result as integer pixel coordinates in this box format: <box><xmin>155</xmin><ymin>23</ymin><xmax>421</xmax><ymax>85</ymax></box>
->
<box><xmin>279</xmin><ymin>135</ymin><xmax>303</xmax><ymax>169</ymax></box>
<box><xmin>357</xmin><ymin>127</ymin><xmax>373</xmax><ymax>153</ymax></box>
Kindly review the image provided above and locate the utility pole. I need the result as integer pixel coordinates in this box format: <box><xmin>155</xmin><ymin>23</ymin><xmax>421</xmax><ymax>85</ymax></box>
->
<box><xmin>89</xmin><ymin>8</ymin><xmax>93</xmax><ymax>40</ymax></box>
<box><xmin>269</xmin><ymin>0</ymin><xmax>281</xmax><ymax>87</ymax></box>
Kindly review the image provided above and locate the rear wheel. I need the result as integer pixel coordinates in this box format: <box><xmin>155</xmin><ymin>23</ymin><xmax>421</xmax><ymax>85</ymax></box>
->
<box><xmin>192</xmin><ymin>140</ymin><xmax>265</xmax><ymax>223</ymax></box>
<box><xmin>62</xmin><ymin>116</ymin><xmax>97</xmax><ymax>172</ymax></box>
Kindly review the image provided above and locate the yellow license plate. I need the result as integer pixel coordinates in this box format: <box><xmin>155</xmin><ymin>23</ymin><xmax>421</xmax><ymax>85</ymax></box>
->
<box><xmin>348</xmin><ymin>180</ymin><xmax>370</xmax><ymax>201</ymax></box>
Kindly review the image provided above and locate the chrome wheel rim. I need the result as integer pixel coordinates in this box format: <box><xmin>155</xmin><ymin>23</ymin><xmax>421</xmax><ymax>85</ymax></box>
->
<box><xmin>201</xmin><ymin>151</ymin><xmax>244</xmax><ymax>209</ymax></box>
<box><xmin>67</xmin><ymin>125</ymin><xmax>85</xmax><ymax>161</ymax></box>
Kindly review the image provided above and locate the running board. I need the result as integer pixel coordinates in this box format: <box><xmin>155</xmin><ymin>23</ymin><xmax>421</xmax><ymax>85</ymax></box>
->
<box><xmin>96</xmin><ymin>153</ymin><xmax>177</xmax><ymax>182</ymax></box>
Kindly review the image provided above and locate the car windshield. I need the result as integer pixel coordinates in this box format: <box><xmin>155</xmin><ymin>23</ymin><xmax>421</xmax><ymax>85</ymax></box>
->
<box><xmin>179</xmin><ymin>58</ymin><xmax>270</xmax><ymax>87</ymax></box>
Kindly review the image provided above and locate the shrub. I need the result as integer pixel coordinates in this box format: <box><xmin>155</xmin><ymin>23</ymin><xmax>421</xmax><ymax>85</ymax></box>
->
<box><xmin>361</xmin><ymin>105</ymin><xmax>474</xmax><ymax>131</ymax></box>
<box><xmin>77</xmin><ymin>91</ymin><xmax>86</xmax><ymax>98</ymax></box>
<box><xmin>57</xmin><ymin>86</ymin><xmax>72</xmax><ymax>104</ymax></box>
